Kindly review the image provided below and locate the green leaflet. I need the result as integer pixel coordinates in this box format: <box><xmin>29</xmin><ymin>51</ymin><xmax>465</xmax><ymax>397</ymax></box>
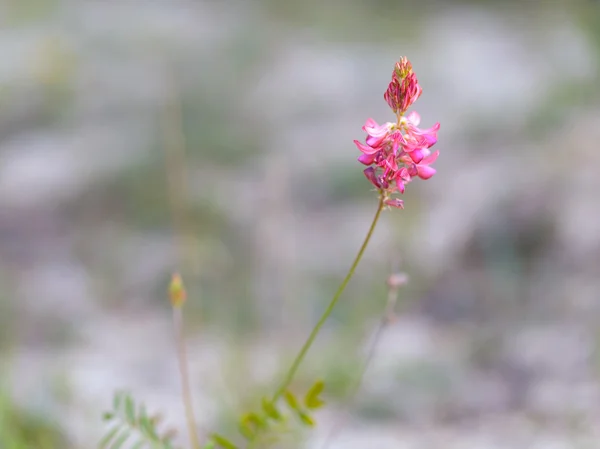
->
<box><xmin>261</xmin><ymin>398</ymin><xmax>282</xmax><ymax>421</ymax></box>
<box><xmin>283</xmin><ymin>391</ymin><xmax>300</xmax><ymax>412</ymax></box>
<box><xmin>298</xmin><ymin>412</ymin><xmax>315</xmax><ymax>427</ymax></box>
<box><xmin>211</xmin><ymin>433</ymin><xmax>239</xmax><ymax>449</ymax></box>
<box><xmin>304</xmin><ymin>380</ymin><xmax>325</xmax><ymax>410</ymax></box>
<box><xmin>98</xmin><ymin>425</ymin><xmax>121</xmax><ymax>449</ymax></box>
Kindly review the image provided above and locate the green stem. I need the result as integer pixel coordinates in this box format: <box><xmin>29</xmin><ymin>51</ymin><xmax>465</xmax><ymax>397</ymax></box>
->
<box><xmin>272</xmin><ymin>194</ymin><xmax>386</xmax><ymax>402</ymax></box>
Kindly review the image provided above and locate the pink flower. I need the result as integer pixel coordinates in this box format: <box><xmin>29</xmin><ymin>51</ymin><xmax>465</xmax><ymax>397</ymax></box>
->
<box><xmin>383</xmin><ymin>57</ymin><xmax>423</xmax><ymax>115</ymax></box>
<box><xmin>400</xmin><ymin>112</ymin><xmax>439</xmax><ymax>152</ymax></box>
<box><xmin>354</xmin><ymin>119</ymin><xmax>395</xmax><ymax>166</ymax></box>
<box><xmin>363</xmin><ymin>119</ymin><xmax>392</xmax><ymax>147</ymax></box>
<box><xmin>408</xmin><ymin>150</ymin><xmax>439</xmax><ymax>180</ymax></box>
<box><xmin>355</xmin><ymin>57</ymin><xmax>440</xmax><ymax>208</ymax></box>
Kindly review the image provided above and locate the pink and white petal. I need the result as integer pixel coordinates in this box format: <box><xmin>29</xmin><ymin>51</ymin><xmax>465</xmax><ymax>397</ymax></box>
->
<box><xmin>363</xmin><ymin>119</ymin><xmax>391</xmax><ymax>137</ymax></box>
<box><xmin>363</xmin><ymin>118</ymin><xmax>378</xmax><ymax>131</ymax></box>
<box><xmin>406</xmin><ymin>111</ymin><xmax>421</xmax><ymax>126</ymax></box>
<box><xmin>366</xmin><ymin>133</ymin><xmax>387</xmax><ymax>147</ymax></box>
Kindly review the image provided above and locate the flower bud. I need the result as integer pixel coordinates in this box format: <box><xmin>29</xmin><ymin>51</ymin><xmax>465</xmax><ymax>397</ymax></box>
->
<box><xmin>169</xmin><ymin>273</ymin><xmax>186</xmax><ymax>308</ymax></box>
<box><xmin>384</xmin><ymin>57</ymin><xmax>422</xmax><ymax>115</ymax></box>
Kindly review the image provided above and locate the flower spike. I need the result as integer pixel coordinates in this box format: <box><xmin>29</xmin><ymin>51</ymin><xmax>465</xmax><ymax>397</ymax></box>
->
<box><xmin>356</xmin><ymin>57</ymin><xmax>440</xmax><ymax>208</ymax></box>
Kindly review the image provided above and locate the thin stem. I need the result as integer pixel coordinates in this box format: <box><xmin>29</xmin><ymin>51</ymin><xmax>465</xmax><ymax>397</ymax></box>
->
<box><xmin>271</xmin><ymin>194</ymin><xmax>386</xmax><ymax>402</ymax></box>
<box><xmin>320</xmin><ymin>268</ymin><xmax>406</xmax><ymax>449</ymax></box>
<box><xmin>173</xmin><ymin>307</ymin><xmax>201</xmax><ymax>449</ymax></box>
<box><xmin>163</xmin><ymin>71</ymin><xmax>202</xmax><ymax>449</ymax></box>
<box><xmin>163</xmin><ymin>68</ymin><xmax>201</xmax><ymax>278</ymax></box>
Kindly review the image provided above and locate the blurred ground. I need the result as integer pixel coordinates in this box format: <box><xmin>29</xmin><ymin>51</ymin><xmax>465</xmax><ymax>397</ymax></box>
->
<box><xmin>1</xmin><ymin>0</ymin><xmax>600</xmax><ymax>448</ymax></box>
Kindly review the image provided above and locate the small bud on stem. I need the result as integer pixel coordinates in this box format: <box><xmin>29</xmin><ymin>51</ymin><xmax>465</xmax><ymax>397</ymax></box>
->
<box><xmin>169</xmin><ymin>273</ymin><xmax>187</xmax><ymax>308</ymax></box>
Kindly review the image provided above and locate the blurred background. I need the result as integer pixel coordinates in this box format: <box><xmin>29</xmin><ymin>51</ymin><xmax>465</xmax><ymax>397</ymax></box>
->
<box><xmin>1</xmin><ymin>0</ymin><xmax>600</xmax><ymax>447</ymax></box>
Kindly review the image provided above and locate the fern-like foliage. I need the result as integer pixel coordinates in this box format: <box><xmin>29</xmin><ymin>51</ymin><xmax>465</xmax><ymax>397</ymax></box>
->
<box><xmin>210</xmin><ymin>380</ymin><xmax>326</xmax><ymax>449</ymax></box>
<box><xmin>100</xmin><ymin>391</ymin><xmax>179</xmax><ymax>449</ymax></box>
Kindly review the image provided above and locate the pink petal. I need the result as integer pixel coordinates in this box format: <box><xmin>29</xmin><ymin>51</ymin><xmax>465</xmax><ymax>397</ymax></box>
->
<box><xmin>384</xmin><ymin>198</ymin><xmax>404</xmax><ymax>209</ymax></box>
<box><xmin>384</xmin><ymin>154</ymin><xmax>398</xmax><ymax>171</ymax></box>
<box><xmin>363</xmin><ymin>119</ymin><xmax>391</xmax><ymax>137</ymax></box>
<box><xmin>363</xmin><ymin>167</ymin><xmax>380</xmax><ymax>188</ymax></box>
<box><xmin>363</xmin><ymin>118</ymin><xmax>378</xmax><ymax>130</ymax></box>
<box><xmin>397</xmin><ymin>167</ymin><xmax>411</xmax><ymax>182</ymax></box>
<box><xmin>396</xmin><ymin>178</ymin><xmax>405</xmax><ymax>193</ymax></box>
<box><xmin>409</xmin><ymin>149</ymin><xmax>424</xmax><ymax>163</ymax></box>
<box><xmin>415</xmin><ymin>122</ymin><xmax>440</xmax><ymax>140</ymax></box>
<box><xmin>366</xmin><ymin>134</ymin><xmax>387</xmax><ymax>147</ymax></box>
<box><xmin>358</xmin><ymin>153</ymin><xmax>376</xmax><ymax>165</ymax></box>
<box><xmin>390</xmin><ymin>132</ymin><xmax>407</xmax><ymax>155</ymax></box>
<box><xmin>425</xmin><ymin>122</ymin><xmax>441</xmax><ymax>134</ymax></box>
<box><xmin>417</xmin><ymin>165</ymin><xmax>436</xmax><ymax>179</ymax></box>
<box><xmin>422</xmin><ymin>150</ymin><xmax>439</xmax><ymax>165</ymax></box>
<box><xmin>354</xmin><ymin>140</ymin><xmax>380</xmax><ymax>155</ymax></box>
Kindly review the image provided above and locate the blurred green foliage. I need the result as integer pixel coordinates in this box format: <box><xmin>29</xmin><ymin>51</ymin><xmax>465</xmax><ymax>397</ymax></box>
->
<box><xmin>4</xmin><ymin>0</ymin><xmax>60</xmax><ymax>24</ymax></box>
<box><xmin>100</xmin><ymin>391</ymin><xmax>178</xmax><ymax>449</ymax></box>
<box><xmin>0</xmin><ymin>389</ymin><xmax>67</xmax><ymax>449</ymax></box>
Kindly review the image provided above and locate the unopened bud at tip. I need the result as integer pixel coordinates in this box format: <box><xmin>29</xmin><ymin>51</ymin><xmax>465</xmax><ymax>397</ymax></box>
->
<box><xmin>169</xmin><ymin>273</ymin><xmax>186</xmax><ymax>308</ymax></box>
